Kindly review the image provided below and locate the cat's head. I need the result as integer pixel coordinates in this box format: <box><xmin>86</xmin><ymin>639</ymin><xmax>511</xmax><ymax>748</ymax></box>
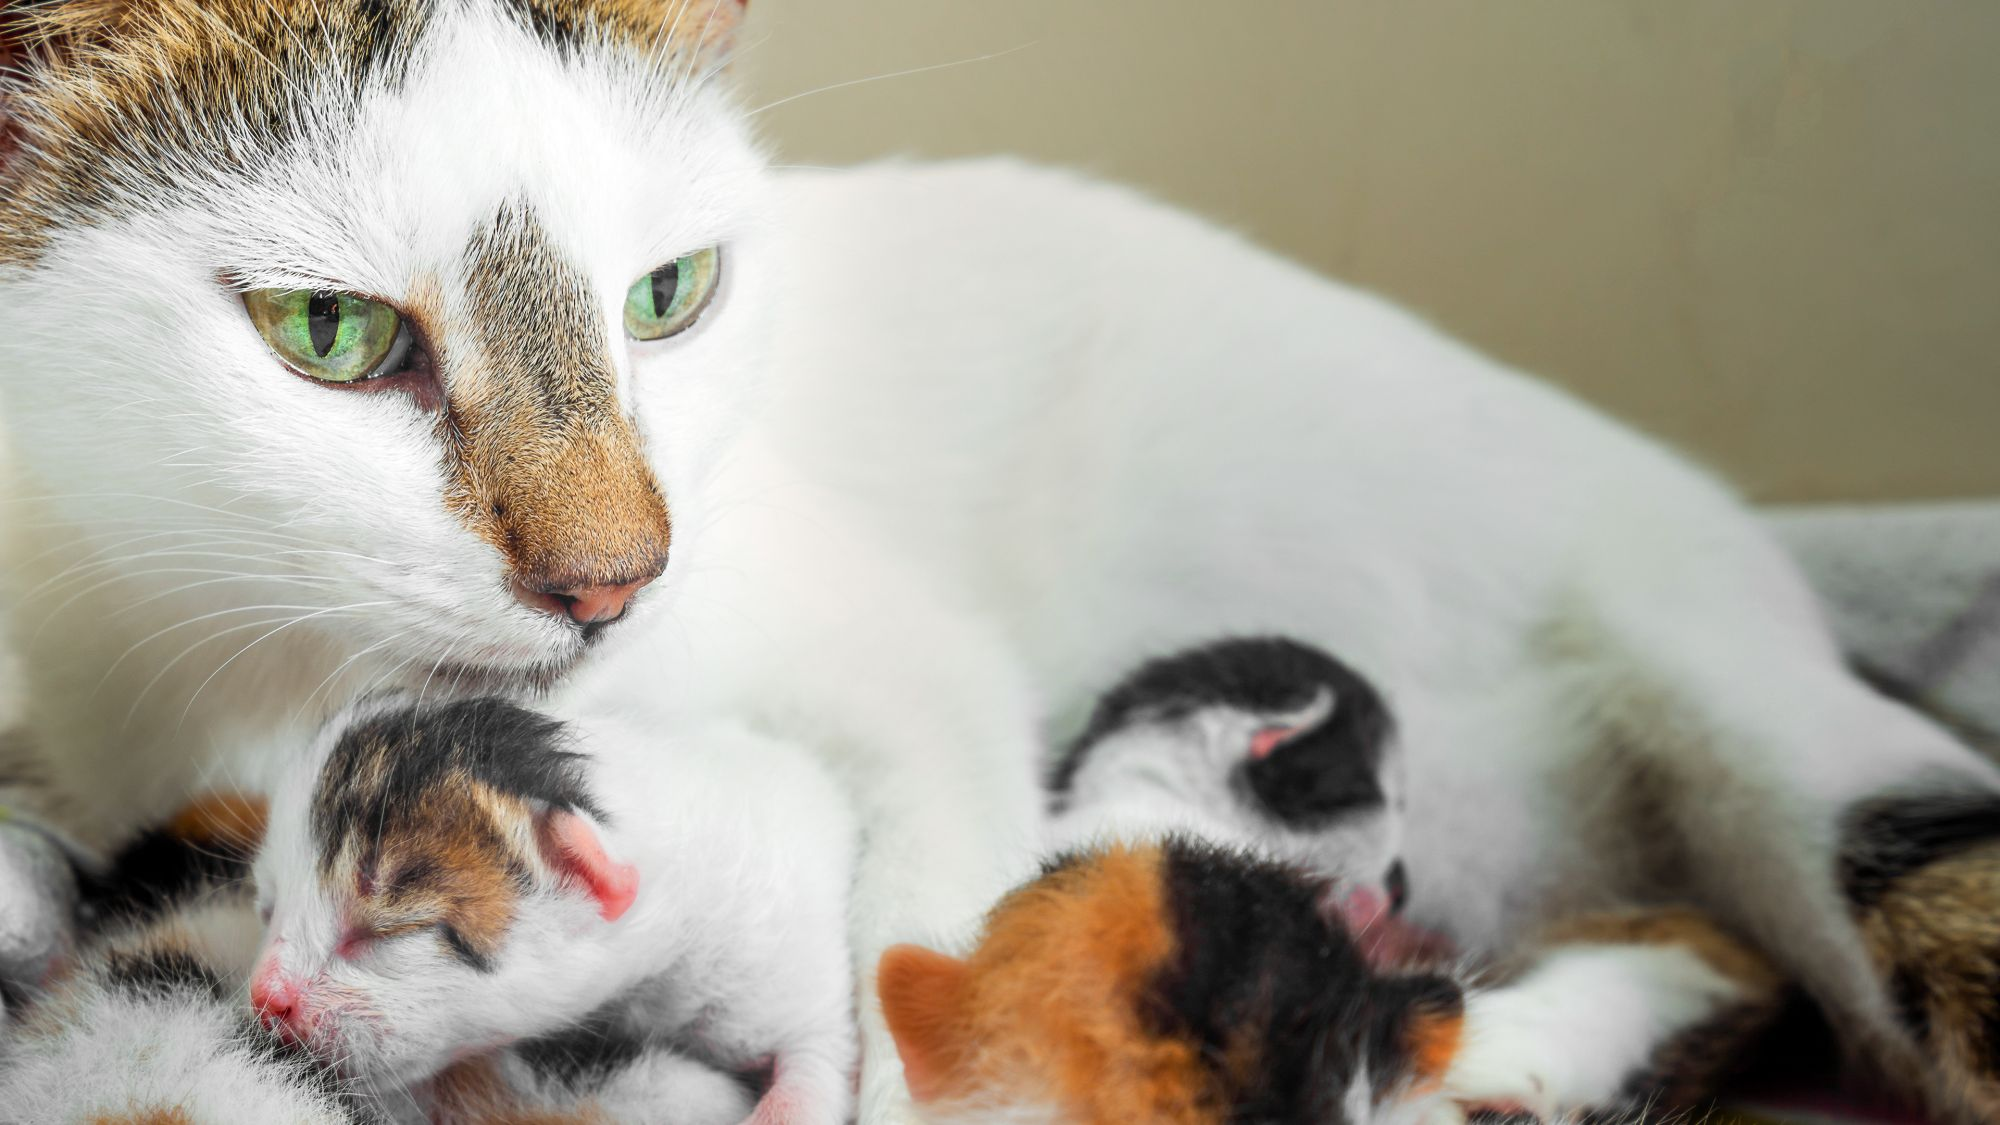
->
<box><xmin>250</xmin><ymin>694</ymin><xmax>640</xmax><ymax>1086</ymax></box>
<box><xmin>0</xmin><ymin>1</ymin><xmax>764</xmax><ymax>686</ymax></box>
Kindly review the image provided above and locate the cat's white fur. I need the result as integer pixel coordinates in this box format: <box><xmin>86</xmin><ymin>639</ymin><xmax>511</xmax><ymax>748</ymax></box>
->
<box><xmin>0</xmin><ymin>2</ymin><xmax>1994</xmax><ymax>1120</ymax></box>
<box><xmin>1438</xmin><ymin>943</ymin><xmax>1754</xmax><ymax>1123</ymax></box>
<box><xmin>254</xmin><ymin>700</ymin><xmax>856</xmax><ymax>1121</ymax></box>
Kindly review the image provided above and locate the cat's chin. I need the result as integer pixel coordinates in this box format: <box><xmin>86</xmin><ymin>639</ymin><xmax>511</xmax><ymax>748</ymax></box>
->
<box><xmin>413</xmin><ymin>657</ymin><xmax>577</xmax><ymax>698</ymax></box>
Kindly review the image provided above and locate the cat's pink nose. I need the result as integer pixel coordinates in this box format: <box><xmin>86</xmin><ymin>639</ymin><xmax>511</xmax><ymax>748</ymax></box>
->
<box><xmin>512</xmin><ymin>574</ymin><xmax>656</xmax><ymax>626</ymax></box>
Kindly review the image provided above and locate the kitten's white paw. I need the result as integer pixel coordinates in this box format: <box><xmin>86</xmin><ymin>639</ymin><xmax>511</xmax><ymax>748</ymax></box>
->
<box><xmin>0</xmin><ymin>821</ymin><xmax>75</xmax><ymax>1004</ymax></box>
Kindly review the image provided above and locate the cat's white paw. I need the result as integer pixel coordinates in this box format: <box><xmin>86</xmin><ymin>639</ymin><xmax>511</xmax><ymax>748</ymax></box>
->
<box><xmin>1437</xmin><ymin>1040</ymin><xmax>1557</xmax><ymax>1123</ymax></box>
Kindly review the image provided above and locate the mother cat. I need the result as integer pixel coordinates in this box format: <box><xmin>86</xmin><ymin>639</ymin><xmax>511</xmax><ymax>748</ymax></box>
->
<box><xmin>1</xmin><ymin>2</ymin><xmax>1997</xmax><ymax>1121</ymax></box>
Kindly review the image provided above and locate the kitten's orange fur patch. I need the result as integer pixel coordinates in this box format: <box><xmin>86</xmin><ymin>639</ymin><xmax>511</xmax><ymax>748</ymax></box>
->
<box><xmin>1404</xmin><ymin>1009</ymin><xmax>1464</xmax><ymax>1092</ymax></box>
<box><xmin>427</xmin><ymin>1056</ymin><xmax>611</xmax><ymax>1125</ymax></box>
<box><xmin>164</xmin><ymin>791</ymin><xmax>267</xmax><ymax>858</ymax></box>
<box><xmin>879</xmin><ymin>844</ymin><xmax>1222</xmax><ymax>1125</ymax></box>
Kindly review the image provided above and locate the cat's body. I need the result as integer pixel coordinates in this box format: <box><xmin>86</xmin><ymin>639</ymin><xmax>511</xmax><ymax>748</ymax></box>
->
<box><xmin>2</xmin><ymin>3</ymin><xmax>1999</xmax><ymax>1121</ymax></box>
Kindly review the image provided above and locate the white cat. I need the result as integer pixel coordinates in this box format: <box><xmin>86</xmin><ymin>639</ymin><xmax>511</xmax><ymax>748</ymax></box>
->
<box><xmin>2</xmin><ymin>2</ymin><xmax>1996</xmax><ymax>1121</ymax></box>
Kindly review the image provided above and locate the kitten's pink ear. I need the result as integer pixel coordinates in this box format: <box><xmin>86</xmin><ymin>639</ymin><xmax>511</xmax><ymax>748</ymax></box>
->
<box><xmin>538</xmin><ymin>810</ymin><xmax>639</xmax><ymax>922</ymax></box>
<box><xmin>877</xmin><ymin>944</ymin><xmax>974</xmax><ymax>1104</ymax></box>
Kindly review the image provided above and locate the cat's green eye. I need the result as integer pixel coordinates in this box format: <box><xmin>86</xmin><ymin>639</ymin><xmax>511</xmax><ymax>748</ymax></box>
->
<box><xmin>244</xmin><ymin>288</ymin><xmax>407</xmax><ymax>384</ymax></box>
<box><xmin>623</xmin><ymin>247</ymin><xmax>721</xmax><ymax>341</ymax></box>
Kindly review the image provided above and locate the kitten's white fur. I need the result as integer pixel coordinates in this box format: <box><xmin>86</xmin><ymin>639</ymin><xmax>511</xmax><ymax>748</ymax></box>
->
<box><xmin>0</xmin><ymin>3</ymin><xmax>1992</xmax><ymax>1119</ymax></box>
<box><xmin>255</xmin><ymin>701</ymin><xmax>856</xmax><ymax>1121</ymax></box>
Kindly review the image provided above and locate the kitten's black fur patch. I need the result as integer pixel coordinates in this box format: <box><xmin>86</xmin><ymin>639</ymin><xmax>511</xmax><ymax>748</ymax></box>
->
<box><xmin>1365</xmin><ymin>972</ymin><xmax>1465</xmax><ymax>1100</ymax></box>
<box><xmin>104</xmin><ymin>948</ymin><xmax>229</xmax><ymax>1000</ymax></box>
<box><xmin>1145</xmin><ymin>837</ymin><xmax>1374</xmax><ymax>1124</ymax></box>
<box><xmin>311</xmin><ymin>697</ymin><xmax>603</xmax><ymax>862</ymax></box>
<box><xmin>1838</xmin><ymin>790</ymin><xmax>2000</xmax><ymax>910</ymax></box>
<box><xmin>517</xmin><ymin>1013</ymin><xmax>651</xmax><ymax>1090</ymax></box>
<box><xmin>1051</xmin><ymin>636</ymin><xmax>1395</xmax><ymax>829</ymax></box>
<box><xmin>81</xmin><ymin>821</ymin><xmax>255</xmax><ymax>924</ymax></box>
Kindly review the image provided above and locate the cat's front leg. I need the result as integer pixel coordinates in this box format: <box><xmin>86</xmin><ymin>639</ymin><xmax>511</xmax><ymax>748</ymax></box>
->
<box><xmin>847</xmin><ymin>753</ymin><xmax>1044</xmax><ymax>1124</ymax></box>
<box><xmin>1430</xmin><ymin>907</ymin><xmax>1784</xmax><ymax>1124</ymax></box>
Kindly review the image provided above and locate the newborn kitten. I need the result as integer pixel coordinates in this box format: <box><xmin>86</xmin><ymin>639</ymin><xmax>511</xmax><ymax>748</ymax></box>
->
<box><xmin>877</xmin><ymin>839</ymin><xmax>1786</xmax><ymax>1125</ymax></box>
<box><xmin>878</xmin><ymin>838</ymin><xmax>1463</xmax><ymax>1125</ymax></box>
<box><xmin>250</xmin><ymin>696</ymin><xmax>856</xmax><ymax>1124</ymax></box>
<box><xmin>5</xmin><ymin>790</ymin><xmax>752</xmax><ymax>1124</ymax></box>
<box><xmin>1049</xmin><ymin>637</ymin><xmax>1411</xmax><ymax>935</ymax></box>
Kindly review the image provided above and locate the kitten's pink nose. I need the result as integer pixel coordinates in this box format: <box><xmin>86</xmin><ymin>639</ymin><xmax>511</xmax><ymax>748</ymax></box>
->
<box><xmin>251</xmin><ymin>965</ymin><xmax>304</xmax><ymax>1039</ymax></box>
<box><xmin>511</xmin><ymin>573</ymin><xmax>657</xmax><ymax>626</ymax></box>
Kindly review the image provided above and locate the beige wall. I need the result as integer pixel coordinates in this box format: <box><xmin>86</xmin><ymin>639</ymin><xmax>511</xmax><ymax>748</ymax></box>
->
<box><xmin>737</xmin><ymin>2</ymin><xmax>1999</xmax><ymax>503</ymax></box>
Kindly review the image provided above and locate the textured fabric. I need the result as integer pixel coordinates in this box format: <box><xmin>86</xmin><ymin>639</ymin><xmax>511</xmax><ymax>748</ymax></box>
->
<box><xmin>1774</xmin><ymin>500</ymin><xmax>2000</xmax><ymax>742</ymax></box>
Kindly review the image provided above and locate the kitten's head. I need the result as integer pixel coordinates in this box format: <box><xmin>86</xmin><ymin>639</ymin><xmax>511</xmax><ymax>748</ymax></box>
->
<box><xmin>877</xmin><ymin>839</ymin><xmax>1464</xmax><ymax>1125</ymax></box>
<box><xmin>1049</xmin><ymin>638</ymin><xmax>1409</xmax><ymax>927</ymax></box>
<box><xmin>0</xmin><ymin>1</ymin><xmax>762</xmax><ymax>685</ymax></box>
<box><xmin>251</xmin><ymin>695</ymin><xmax>640</xmax><ymax>1086</ymax></box>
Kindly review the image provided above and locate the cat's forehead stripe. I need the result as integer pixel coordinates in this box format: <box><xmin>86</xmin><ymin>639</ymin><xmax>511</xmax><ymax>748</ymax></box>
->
<box><xmin>443</xmin><ymin>205</ymin><xmax>673</xmax><ymax>588</ymax></box>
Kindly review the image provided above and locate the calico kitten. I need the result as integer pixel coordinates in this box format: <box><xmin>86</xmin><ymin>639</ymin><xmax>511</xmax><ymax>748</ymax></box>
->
<box><xmin>877</xmin><ymin>840</ymin><xmax>1785</xmax><ymax>1125</ymax></box>
<box><xmin>1047</xmin><ymin>637</ymin><xmax>1410</xmax><ymax>938</ymax></box>
<box><xmin>5</xmin><ymin>791</ymin><xmax>752</xmax><ymax>1124</ymax></box>
<box><xmin>250</xmin><ymin>694</ymin><xmax>857</xmax><ymax>1124</ymax></box>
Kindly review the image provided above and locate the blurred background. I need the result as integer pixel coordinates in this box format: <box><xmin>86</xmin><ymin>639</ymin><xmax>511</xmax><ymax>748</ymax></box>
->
<box><xmin>737</xmin><ymin>2</ymin><xmax>1998</xmax><ymax>503</ymax></box>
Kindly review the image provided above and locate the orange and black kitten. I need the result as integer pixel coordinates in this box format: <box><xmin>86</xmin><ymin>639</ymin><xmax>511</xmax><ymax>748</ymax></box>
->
<box><xmin>878</xmin><ymin>837</ymin><xmax>1464</xmax><ymax>1125</ymax></box>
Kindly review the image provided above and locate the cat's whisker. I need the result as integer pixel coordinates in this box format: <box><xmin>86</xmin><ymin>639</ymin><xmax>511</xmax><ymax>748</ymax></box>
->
<box><xmin>176</xmin><ymin>601</ymin><xmax>399</xmax><ymax>728</ymax></box>
<box><xmin>744</xmin><ymin>42</ymin><xmax>1037</xmax><ymax>118</ymax></box>
<box><xmin>25</xmin><ymin>563</ymin><xmax>341</xmax><ymax>646</ymax></box>
<box><xmin>18</xmin><ymin>538</ymin><xmax>339</xmax><ymax>605</ymax></box>
<box><xmin>93</xmin><ymin>600</ymin><xmax>356</xmax><ymax>698</ymax></box>
<box><xmin>124</xmin><ymin>604</ymin><xmax>382</xmax><ymax>729</ymax></box>
<box><xmin>296</xmin><ymin>634</ymin><xmax>403</xmax><ymax>725</ymax></box>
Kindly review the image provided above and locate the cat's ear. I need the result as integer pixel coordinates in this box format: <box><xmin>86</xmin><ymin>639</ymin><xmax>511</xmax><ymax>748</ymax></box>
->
<box><xmin>1368</xmin><ymin>973</ymin><xmax>1466</xmax><ymax>1094</ymax></box>
<box><xmin>537</xmin><ymin>808</ymin><xmax>640</xmax><ymax>922</ymax></box>
<box><xmin>877</xmin><ymin>944</ymin><xmax>975</xmax><ymax>1104</ymax></box>
<box><xmin>667</xmin><ymin>0</ymin><xmax>749</xmax><ymax>64</ymax></box>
